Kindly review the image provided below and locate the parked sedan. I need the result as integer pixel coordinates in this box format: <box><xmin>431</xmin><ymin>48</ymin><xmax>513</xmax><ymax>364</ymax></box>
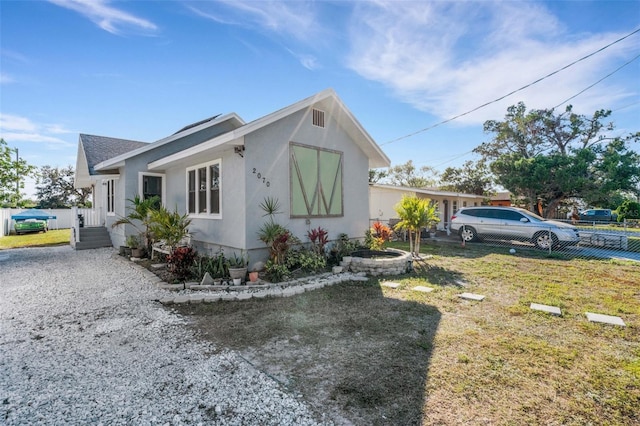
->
<box><xmin>14</xmin><ymin>219</ymin><xmax>48</xmax><ymax>235</ymax></box>
<box><xmin>450</xmin><ymin>206</ymin><xmax>580</xmax><ymax>250</ymax></box>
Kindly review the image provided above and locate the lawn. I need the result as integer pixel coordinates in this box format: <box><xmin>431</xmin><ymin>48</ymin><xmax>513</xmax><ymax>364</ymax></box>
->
<box><xmin>0</xmin><ymin>229</ymin><xmax>70</xmax><ymax>249</ymax></box>
<box><xmin>174</xmin><ymin>241</ymin><xmax>640</xmax><ymax>425</ymax></box>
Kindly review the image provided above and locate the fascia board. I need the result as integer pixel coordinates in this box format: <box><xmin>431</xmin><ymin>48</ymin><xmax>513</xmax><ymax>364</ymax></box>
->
<box><xmin>94</xmin><ymin>113</ymin><xmax>245</xmax><ymax>171</ymax></box>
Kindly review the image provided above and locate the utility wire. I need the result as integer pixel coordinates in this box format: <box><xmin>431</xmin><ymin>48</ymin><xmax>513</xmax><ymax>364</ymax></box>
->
<box><xmin>553</xmin><ymin>52</ymin><xmax>640</xmax><ymax>109</ymax></box>
<box><xmin>381</xmin><ymin>27</ymin><xmax>640</xmax><ymax>147</ymax></box>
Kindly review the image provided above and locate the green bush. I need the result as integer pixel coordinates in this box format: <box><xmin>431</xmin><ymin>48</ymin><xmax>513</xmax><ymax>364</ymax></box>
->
<box><xmin>615</xmin><ymin>200</ymin><xmax>640</xmax><ymax>222</ymax></box>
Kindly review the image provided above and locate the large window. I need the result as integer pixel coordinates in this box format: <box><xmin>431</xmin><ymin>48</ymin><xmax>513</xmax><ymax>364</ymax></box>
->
<box><xmin>187</xmin><ymin>159</ymin><xmax>221</xmax><ymax>217</ymax></box>
<box><xmin>139</xmin><ymin>173</ymin><xmax>164</xmax><ymax>208</ymax></box>
<box><xmin>290</xmin><ymin>142</ymin><xmax>343</xmax><ymax>217</ymax></box>
<box><xmin>106</xmin><ymin>179</ymin><xmax>115</xmax><ymax>214</ymax></box>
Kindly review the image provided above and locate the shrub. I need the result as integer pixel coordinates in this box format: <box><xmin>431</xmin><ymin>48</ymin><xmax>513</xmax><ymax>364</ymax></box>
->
<box><xmin>308</xmin><ymin>226</ymin><xmax>329</xmax><ymax>255</ymax></box>
<box><xmin>191</xmin><ymin>251</ymin><xmax>227</xmax><ymax>280</ymax></box>
<box><xmin>368</xmin><ymin>221</ymin><xmax>391</xmax><ymax>250</ymax></box>
<box><xmin>265</xmin><ymin>259</ymin><xmax>289</xmax><ymax>282</ymax></box>
<box><xmin>616</xmin><ymin>200</ymin><xmax>640</xmax><ymax>222</ymax></box>
<box><xmin>167</xmin><ymin>246</ymin><xmax>197</xmax><ymax>281</ymax></box>
<box><xmin>286</xmin><ymin>249</ymin><xmax>327</xmax><ymax>273</ymax></box>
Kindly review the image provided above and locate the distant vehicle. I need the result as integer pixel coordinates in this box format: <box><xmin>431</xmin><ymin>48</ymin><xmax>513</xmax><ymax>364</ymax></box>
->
<box><xmin>579</xmin><ymin>209</ymin><xmax>617</xmax><ymax>222</ymax></box>
<box><xmin>14</xmin><ymin>219</ymin><xmax>48</xmax><ymax>235</ymax></box>
<box><xmin>450</xmin><ymin>206</ymin><xmax>580</xmax><ymax>250</ymax></box>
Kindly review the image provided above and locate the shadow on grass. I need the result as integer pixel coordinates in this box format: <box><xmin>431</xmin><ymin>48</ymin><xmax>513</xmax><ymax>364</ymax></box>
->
<box><xmin>173</xmin><ymin>280</ymin><xmax>440</xmax><ymax>425</ymax></box>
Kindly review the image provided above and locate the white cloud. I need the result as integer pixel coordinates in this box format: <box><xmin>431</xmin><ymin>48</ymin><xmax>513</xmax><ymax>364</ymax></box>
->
<box><xmin>0</xmin><ymin>73</ymin><xmax>14</xmax><ymax>84</ymax></box>
<box><xmin>48</xmin><ymin>0</ymin><xmax>157</xmax><ymax>35</ymax></box>
<box><xmin>189</xmin><ymin>0</ymin><xmax>321</xmax><ymax>42</ymax></box>
<box><xmin>0</xmin><ymin>114</ymin><xmax>74</xmax><ymax>148</ymax></box>
<box><xmin>346</xmin><ymin>1</ymin><xmax>637</xmax><ymax>124</ymax></box>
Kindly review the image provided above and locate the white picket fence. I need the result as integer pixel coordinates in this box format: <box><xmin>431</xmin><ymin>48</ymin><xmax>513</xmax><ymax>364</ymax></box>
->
<box><xmin>0</xmin><ymin>208</ymin><xmax>102</xmax><ymax>237</ymax></box>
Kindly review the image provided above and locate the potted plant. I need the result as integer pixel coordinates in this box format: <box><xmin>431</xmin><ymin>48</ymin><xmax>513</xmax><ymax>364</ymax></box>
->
<box><xmin>127</xmin><ymin>235</ymin><xmax>144</xmax><ymax>258</ymax></box>
<box><xmin>227</xmin><ymin>251</ymin><xmax>248</xmax><ymax>283</ymax></box>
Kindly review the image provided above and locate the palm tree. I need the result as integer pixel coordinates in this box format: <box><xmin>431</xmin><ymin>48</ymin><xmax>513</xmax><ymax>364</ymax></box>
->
<box><xmin>112</xmin><ymin>195</ymin><xmax>160</xmax><ymax>254</ymax></box>
<box><xmin>393</xmin><ymin>195</ymin><xmax>439</xmax><ymax>257</ymax></box>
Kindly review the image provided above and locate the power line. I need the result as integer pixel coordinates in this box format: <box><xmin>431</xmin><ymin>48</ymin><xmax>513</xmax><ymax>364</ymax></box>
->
<box><xmin>381</xmin><ymin>27</ymin><xmax>640</xmax><ymax>147</ymax></box>
<box><xmin>553</xmin><ymin>52</ymin><xmax>640</xmax><ymax>109</ymax></box>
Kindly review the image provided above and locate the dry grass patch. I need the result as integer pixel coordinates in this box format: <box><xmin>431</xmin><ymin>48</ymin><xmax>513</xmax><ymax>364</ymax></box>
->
<box><xmin>173</xmin><ymin>242</ymin><xmax>639</xmax><ymax>425</ymax></box>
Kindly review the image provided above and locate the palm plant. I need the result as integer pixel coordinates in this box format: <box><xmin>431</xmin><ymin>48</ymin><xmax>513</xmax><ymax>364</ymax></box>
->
<box><xmin>393</xmin><ymin>195</ymin><xmax>439</xmax><ymax>257</ymax></box>
<box><xmin>148</xmin><ymin>205</ymin><xmax>192</xmax><ymax>250</ymax></box>
<box><xmin>112</xmin><ymin>195</ymin><xmax>160</xmax><ymax>254</ymax></box>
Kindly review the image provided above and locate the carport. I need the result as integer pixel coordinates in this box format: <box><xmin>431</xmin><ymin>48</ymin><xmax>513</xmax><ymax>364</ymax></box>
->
<box><xmin>11</xmin><ymin>209</ymin><xmax>58</xmax><ymax>231</ymax></box>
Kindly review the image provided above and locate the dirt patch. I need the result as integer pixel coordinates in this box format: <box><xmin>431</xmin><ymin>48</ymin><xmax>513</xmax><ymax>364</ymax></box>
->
<box><xmin>173</xmin><ymin>281</ymin><xmax>440</xmax><ymax>425</ymax></box>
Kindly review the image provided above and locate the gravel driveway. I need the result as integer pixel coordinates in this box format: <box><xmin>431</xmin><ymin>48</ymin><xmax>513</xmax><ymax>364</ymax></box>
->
<box><xmin>0</xmin><ymin>246</ymin><xmax>322</xmax><ymax>425</ymax></box>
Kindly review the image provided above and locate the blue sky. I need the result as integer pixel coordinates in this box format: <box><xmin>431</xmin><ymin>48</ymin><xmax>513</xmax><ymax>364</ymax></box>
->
<box><xmin>1</xmin><ymin>0</ymin><xmax>639</xmax><ymax>198</ymax></box>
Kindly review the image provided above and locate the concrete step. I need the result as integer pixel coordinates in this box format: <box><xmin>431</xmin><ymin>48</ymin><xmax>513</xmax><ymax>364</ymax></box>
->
<box><xmin>75</xmin><ymin>226</ymin><xmax>113</xmax><ymax>250</ymax></box>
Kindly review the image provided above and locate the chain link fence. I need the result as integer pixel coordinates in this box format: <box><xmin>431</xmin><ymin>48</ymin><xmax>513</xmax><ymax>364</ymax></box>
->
<box><xmin>370</xmin><ymin>218</ymin><xmax>640</xmax><ymax>262</ymax></box>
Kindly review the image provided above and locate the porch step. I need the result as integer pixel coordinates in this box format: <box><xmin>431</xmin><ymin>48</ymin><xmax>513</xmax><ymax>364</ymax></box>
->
<box><xmin>75</xmin><ymin>226</ymin><xmax>112</xmax><ymax>250</ymax></box>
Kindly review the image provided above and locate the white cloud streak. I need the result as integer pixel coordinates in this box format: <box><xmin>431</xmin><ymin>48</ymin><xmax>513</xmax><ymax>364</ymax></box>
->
<box><xmin>346</xmin><ymin>1</ymin><xmax>637</xmax><ymax>124</ymax></box>
<box><xmin>0</xmin><ymin>114</ymin><xmax>74</xmax><ymax>148</ymax></box>
<box><xmin>188</xmin><ymin>1</ymin><xmax>323</xmax><ymax>69</ymax></box>
<box><xmin>48</xmin><ymin>0</ymin><xmax>157</xmax><ymax>35</ymax></box>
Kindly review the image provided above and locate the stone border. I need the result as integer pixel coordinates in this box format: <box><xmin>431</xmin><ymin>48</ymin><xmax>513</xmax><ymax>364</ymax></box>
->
<box><xmin>153</xmin><ymin>271</ymin><xmax>371</xmax><ymax>304</ymax></box>
<box><xmin>345</xmin><ymin>248</ymin><xmax>413</xmax><ymax>276</ymax></box>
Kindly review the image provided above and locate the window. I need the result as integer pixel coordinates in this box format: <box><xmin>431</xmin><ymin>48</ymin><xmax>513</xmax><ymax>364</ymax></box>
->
<box><xmin>463</xmin><ymin>201</ymin><xmax>467</xmax><ymax>207</ymax></box>
<box><xmin>290</xmin><ymin>142</ymin><xmax>343</xmax><ymax>217</ymax></box>
<box><xmin>312</xmin><ymin>109</ymin><xmax>325</xmax><ymax>128</ymax></box>
<box><xmin>187</xmin><ymin>159</ymin><xmax>221</xmax><ymax>217</ymax></box>
<box><xmin>139</xmin><ymin>173</ymin><xmax>164</xmax><ymax>208</ymax></box>
<box><xmin>106</xmin><ymin>179</ymin><xmax>115</xmax><ymax>214</ymax></box>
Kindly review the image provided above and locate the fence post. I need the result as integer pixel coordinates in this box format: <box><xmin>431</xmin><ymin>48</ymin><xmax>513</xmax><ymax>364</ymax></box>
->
<box><xmin>72</xmin><ymin>206</ymin><xmax>80</xmax><ymax>243</ymax></box>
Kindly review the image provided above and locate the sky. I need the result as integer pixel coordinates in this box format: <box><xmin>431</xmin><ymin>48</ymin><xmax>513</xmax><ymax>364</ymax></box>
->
<box><xmin>1</xmin><ymin>0</ymin><xmax>639</xmax><ymax>199</ymax></box>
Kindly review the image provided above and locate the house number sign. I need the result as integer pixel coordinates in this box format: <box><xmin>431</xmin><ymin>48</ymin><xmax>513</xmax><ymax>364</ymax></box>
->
<box><xmin>252</xmin><ymin>168</ymin><xmax>271</xmax><ymax>187</ymax></box>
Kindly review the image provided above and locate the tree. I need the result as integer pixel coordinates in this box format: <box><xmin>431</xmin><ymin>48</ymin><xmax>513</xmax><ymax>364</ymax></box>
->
<box><xmin>386</xmin><ymin>160</ymin><xmax>438</xmax><ymax>188</ymax></box>
<box><xmin>439</xmin><ymin>160</ymin><xmax>494</xmax><ymax>196</ymax></box>
<box><xmin>393</xmin><ymin>195</ymin><xmax>439</xmax><ymax>257</ymax></box>
<box><xmin>476</xmin><ymin>103</ymin><xmax>640</xmax><ymax>217</ymax></box>
<box><xmin>0</xmin><ymin>138</ymin><xmax>37</xmax><ymax>207</ymax></box>
<box><xmin>368</xmin><ymin>168</ymin><xmax>388</xmax><ymax>184</ymax></box>
<box><xmin>35</xmin><ymin>165</ymin><xmax>91</xmax><ymax>208</ymax></box>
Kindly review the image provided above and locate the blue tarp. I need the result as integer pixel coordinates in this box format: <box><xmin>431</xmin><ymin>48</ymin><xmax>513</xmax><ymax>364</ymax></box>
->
<box><xmin>11</xmin><ymin>209</ymin><xmax>57</xmax><ymax>220</ymax></box>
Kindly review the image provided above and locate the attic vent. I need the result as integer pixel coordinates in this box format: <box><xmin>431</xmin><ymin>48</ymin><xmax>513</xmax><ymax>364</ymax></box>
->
<box><xmin>312</xmin><ymin>109</ymin><xmax>325</xmax><ymax>128</ymax></box>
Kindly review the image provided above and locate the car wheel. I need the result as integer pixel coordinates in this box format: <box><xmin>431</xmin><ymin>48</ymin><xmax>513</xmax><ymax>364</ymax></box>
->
<box><xmin>459</xmin><ymin>226</ymin><xmax>479</xmax><ymax>242</ymax></box>
<box><xmin>533</xmin><ymin>232</ymin><xmax>558</xmax><ymax>250</ymax></box>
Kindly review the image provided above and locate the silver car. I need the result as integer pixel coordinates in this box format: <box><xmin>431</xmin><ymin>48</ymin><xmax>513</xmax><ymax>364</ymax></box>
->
<box><xmin>450</xmin><ymin>206</ymin><xmax>580</xmax><ymax>250</ymax></box>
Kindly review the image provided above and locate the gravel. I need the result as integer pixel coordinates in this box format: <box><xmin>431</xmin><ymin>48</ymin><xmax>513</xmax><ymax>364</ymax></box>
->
<box><xmin>0</xmin><ymin>246</ymin><xmax>326</xmax><ymax>425</ymax></box>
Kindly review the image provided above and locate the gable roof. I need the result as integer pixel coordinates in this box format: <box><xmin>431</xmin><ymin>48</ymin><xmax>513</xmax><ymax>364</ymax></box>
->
<box><xmin>75</xmin><ymin>133</ymin><xmax>149</xmax><ymax>188</ymax></box>
<box><xmin>80</xmin><ymin>133</ymin><xmax>148</xmax><ymax>175</ymax></box>
<box><xmin>148</xmin><ymin>88</ymin><xmax>391</xmax><ymax>170</ymax></box>
<box><xmin>94</xmin><ymin>113</ymin><xmax>245</xmax><ymax>172</ymax></box>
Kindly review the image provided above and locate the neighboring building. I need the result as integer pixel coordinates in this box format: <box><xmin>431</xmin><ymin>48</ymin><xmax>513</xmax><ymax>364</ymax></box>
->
<box><xmin>490</xmin><ymin>191</ymin><xmax>512</xmax><ymax>206</ymax></box>
<box><xmin>75</xmin><ymin>89</ymin><xmax>390</xmax><ymax>262</ymax></box>
<box><xmin>369</xmin><ymin>184</ymin><xmax>486</xmax><ymax>230</ymax></box>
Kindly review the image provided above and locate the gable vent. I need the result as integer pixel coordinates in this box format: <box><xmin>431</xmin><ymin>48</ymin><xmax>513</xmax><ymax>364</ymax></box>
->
<box><xmin>312</xmin><ymin>109</ymin><xmax>325</xmax><ymax>128</ymax></box>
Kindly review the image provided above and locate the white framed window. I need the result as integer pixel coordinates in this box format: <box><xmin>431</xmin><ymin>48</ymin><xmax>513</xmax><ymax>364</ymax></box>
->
<box><xmin>106</xmin><ymin>179</ymin><xmax>116</xmax><ymax>215</ymax></box>
<box><xmin>186</xmin><ymin>159</ymin><xmax>221</xmax><ymax>218</ymax></box>
<box><xmin>138</xmin><ymin>172</ymin><xmax>165</xmax><ymax>208</ymax></box>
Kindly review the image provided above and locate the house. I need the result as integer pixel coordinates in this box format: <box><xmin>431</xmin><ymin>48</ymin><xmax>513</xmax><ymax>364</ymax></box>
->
<box><xmin>369</xmin><ymin>184</ymin><xmax>486</xmax><ymax>230</ymax></box>
<box><xmin>489</xmin><ymin>191</ymin><xmax>512</xmax><ymax>206</ymax></box>
<box><xmin>75</xmin><ymin>89</ymin><xmax>390</xmax><ymax>263</ymax></box>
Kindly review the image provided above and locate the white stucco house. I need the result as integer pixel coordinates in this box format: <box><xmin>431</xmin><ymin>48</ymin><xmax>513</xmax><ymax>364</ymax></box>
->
<box><xmin>369</xmin><ymin>184</ymin><xmax>486</xmax><ymax>231</ymax></box>
<box><xmin>75</xmin><ymin>89</ymin><xmax>390</xmax><ymax>261</ymax></box>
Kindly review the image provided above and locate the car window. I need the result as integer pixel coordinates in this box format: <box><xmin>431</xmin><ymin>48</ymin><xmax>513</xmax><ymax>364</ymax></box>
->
<box><xmin>495</xmin><ymin>210</ymin><xmax>524</xmax><ymax>221</ymax></box>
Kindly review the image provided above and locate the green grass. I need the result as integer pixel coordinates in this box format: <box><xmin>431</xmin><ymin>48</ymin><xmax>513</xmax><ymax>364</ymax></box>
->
<box><xmin>174</xmin><ymin>241</ymin><xmax>640</xmax><ymax>425</ymax></box>
<box><xmin>0</xmin><ymin>229</ymin><xmax>70</xmax><ymax>249</ymax></box>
